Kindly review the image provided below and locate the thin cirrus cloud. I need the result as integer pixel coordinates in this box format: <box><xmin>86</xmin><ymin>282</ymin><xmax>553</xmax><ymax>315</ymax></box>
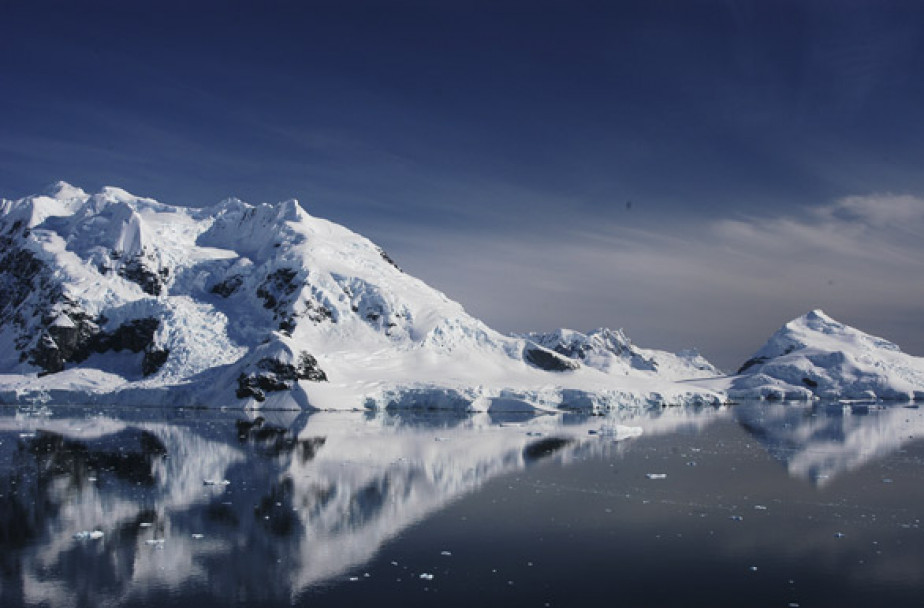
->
<box><xmin>386</xmin><ymin>193</ymin><xmax>924</xmax><ymax>371</ymax></box>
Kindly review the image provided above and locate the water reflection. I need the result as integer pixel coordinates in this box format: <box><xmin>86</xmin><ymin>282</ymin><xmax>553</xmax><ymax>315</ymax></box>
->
<box><xmin>0</xmin><ymin>404</ymin><xmax>728</xmax><ymax>606</ymax></box>
<box><xmin>735</xmin><ymin>401</ymin><xmax>924</xmax><ymax>485</ymax></box>
<box><xmin>2</xmin><ymin>400</ymin><xmax>918</xmax><ymax>605</ymax></box>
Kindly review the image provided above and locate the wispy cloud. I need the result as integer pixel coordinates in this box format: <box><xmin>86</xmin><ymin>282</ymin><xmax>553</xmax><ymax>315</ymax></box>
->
<box><xmin>382</xmin><ymin>193</ymin><xmax>924</xmax><ymax>370</ymax></box>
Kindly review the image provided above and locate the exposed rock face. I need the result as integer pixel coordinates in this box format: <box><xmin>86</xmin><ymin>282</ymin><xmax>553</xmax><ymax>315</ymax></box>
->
<box><xmin>523</xmin><ymin>344</ymin><xmax>581</xmax><ymax>372</ymax></box>
<box><xmin>257</xmin><ymin>268</ymin><xmax>332</xmax><ymax>333</ymax></box>
<box><xmin>737</xmin><ymin>346</ymin><xmax>795</xmax><ymax>374</ymax></box>
<box><xmin>376</xmin><ymin>247</ymin><xmax>400</xmax><ymax>271</ymax></box>
<box><xmin>236</xmin><ymin>352</ymin><xmax>328</xmax><ymax>401</ymax></box>
<box><xmin>29</xmin><ymin>314</ymin><xmax>166</xmax><ymax>376</ymax></box>
<box><xmin>210</xmin><ymin>275</ymin><xmax>244</xmax><ymax>298</ymax></box>
<box><xmin>116</xmin><ymin>251</ymin><xmax>169</xmax><ymax>296</ymax></box>
<box><xmin>142</xmin><ymin>348</ymin><xmax>170</xmax><ymax>376</ymax></box>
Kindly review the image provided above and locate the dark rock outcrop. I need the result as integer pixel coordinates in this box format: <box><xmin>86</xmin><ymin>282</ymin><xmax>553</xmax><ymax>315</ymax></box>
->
<box><xmin>210</xmin><ymin>274</ymin><xmax>243</xmax><ymax>298</ymax></box>
<box><xmin>142</xmin><ymin>348</ymin><xmax>170</xmax><ymax>376</ymax></box>
<box><xmin>116</xmin><ymin>251</ymin><xmax>169</xmax><ymax>296</ymax></box>
<box><xmin>30</xmin><ymin>315</ymin><xmax>165</xmax><ymax>376</ymax></box>
<box><xmin>376</xmin><ymin>247</ymin><xmax>400</xmax><ymax>271</ymax></box>
<box><xmin>256</xmin><ymin>268</ymin><xmax>332</xmax><ymax>331</ymax></box>
<box><xmin>524</xmin><ymin>345</ymin><xmax>580</xmax><ymax>372</ymax></box>
<box><xmin>236</xmin><ymin>352</ymin><xmax>328</xmax><ymax>401</ymax></box>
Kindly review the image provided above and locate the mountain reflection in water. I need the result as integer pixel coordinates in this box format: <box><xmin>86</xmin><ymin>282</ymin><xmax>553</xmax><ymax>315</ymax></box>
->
<box><xmin>0</xmin><ymin>401</ymin><xmax>920</xmax><ymax>606</ymax></box>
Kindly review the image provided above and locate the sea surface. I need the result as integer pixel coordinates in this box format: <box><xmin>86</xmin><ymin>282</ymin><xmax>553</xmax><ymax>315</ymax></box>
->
<box><xmin>1</xmin><ymin>401</ymin><xmax>923</xmax><ymax>607</ymax></box>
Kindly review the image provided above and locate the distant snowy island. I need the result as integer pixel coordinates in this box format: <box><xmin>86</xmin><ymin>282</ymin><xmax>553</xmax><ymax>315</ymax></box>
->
<box><xmin>1</xmin><ymin>183</ymin><xmax>923</xmax><ymax>410</ymax></box>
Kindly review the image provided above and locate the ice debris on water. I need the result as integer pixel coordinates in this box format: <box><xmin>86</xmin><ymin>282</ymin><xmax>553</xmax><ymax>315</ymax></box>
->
<box><xmin>646</xmin><ymin>473</ymin><xmax>667</xmax><ymax>480</ymax></box>
<box><xmin>73</xmin><ymin>530</ymin><xmax>104</xmax><ymax>540</ymax></box>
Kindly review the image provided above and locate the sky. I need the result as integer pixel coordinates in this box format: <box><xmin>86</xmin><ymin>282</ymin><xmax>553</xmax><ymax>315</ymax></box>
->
<box><xmin>2</xmin><ymin>0</ymin><xmax>924</xmax><ymax>370</ymax></box>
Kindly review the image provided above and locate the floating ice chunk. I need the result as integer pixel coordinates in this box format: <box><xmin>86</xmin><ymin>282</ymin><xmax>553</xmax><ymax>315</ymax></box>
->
<box><xmin>73</xmin><ymin>530</ymin><xmax>104</xmax><ymax>540</ymax></box>
<box><xmin>645</xmin><ymin>473</ymin><xmax>667</xmax><ymax>480</ymax></box>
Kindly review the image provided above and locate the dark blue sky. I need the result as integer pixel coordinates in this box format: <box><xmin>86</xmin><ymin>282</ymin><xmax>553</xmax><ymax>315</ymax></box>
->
<box><xmin>3</xmin><ymin>0</ymin><xmax>924</xmax><ymax>368</ymax></box>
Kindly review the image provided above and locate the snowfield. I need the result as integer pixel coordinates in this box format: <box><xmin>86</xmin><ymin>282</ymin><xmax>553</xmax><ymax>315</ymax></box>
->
<box><xmin>1</xmin><ymin>183</ymin><xmax>922</xmax><ymax>409</ymax></box>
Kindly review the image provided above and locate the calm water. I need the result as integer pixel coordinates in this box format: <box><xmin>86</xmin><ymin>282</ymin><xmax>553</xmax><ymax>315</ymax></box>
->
<box><xmin>1</xmin><ymin>401</ymin><xmax>923</xmax><ymax>607</ymax></box>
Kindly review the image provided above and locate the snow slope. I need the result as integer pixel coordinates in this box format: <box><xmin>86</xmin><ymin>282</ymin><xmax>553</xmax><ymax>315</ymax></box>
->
<box><xmin>697</xmin><ymin>310</ymin><xmax>924</xmax><ymax>401</ymax></box>
<box><xmin>0</xmin><ymin>183</ymin><xmax>723</xmax><ymax>411</ymax></box>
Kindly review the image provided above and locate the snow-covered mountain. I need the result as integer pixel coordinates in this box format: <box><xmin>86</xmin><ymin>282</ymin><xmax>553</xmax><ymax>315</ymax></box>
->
<box><xmin>523</xmin><ymin>327</ymin><xmax>720</xmax><ymax>380</ymax></box>
<box><xmin>713</xmin><ymin>310</ymin><xmax>924</xmax><ymax>401</ymax></box>
<box><xmin>0</xmin><ymin>183</ymin><xmax>723</xmax><ymax>411</ymax></box>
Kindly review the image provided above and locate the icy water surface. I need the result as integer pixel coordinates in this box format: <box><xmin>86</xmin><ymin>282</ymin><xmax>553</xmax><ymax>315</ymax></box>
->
<box><xmin>2</xmin><ymin>401</ymin><xmax>924</xmax><ymax>607</ymax></box>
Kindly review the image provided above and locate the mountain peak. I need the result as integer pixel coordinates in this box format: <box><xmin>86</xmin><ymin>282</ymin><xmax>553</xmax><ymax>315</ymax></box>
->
<box><xmin>44</xmin><ymin>180</ymin><xmax>88</xmax><ymax>200</ymax></box>
<box><xmin>732</xmin><ymin>310</ymin><xmax>923</xmax><ymax>401</ymax></box>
